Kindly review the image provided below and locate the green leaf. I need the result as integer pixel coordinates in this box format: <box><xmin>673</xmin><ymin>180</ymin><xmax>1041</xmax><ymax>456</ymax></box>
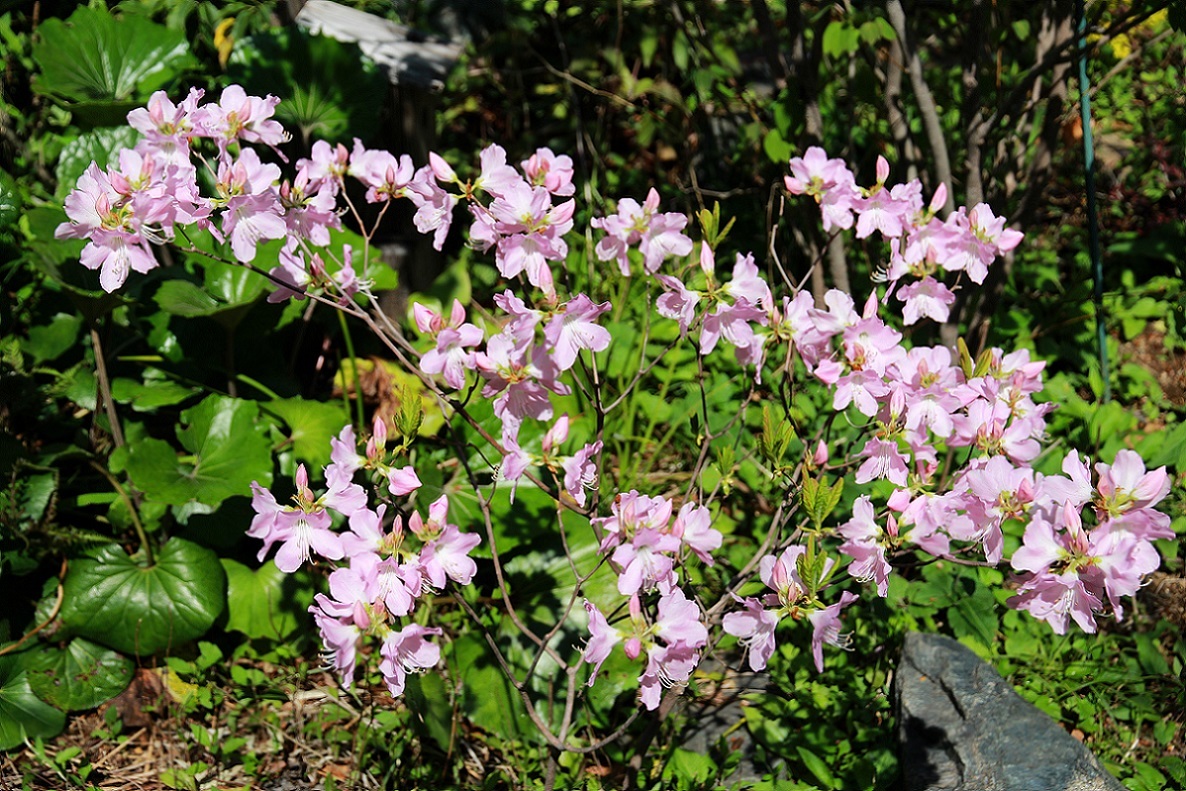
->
<box><xmin>266</xmin><ymin>398</ymin><xmax>349</xmax><ymax>468</ymax></box>
<box><xmin>796</xmin><ymin>745</ymin><xmax>838</xmax><ymax>789</ymax></box>
<box><xmin>204</xmin><ymin>263</ymin><xmax>267</xmax><ymax>310</ymax></box>
<box><xmin>121</xmin><ymin>395</ymin><xmax>273</xmax><ymax>506</ymax></box>
<box><xmin>403</xmin><ymin>672</ymin><xmax>453</xmax><ymax>752</ymax></box>
<box><xmin>0</xmin><ymin>168</ymin><xmax>21</xmax><ymax>230</ymax></box>
<box><xmin>0</xmin><ymin>655</ymin><xmax>66</xmax><ymax>750</ymax></box>
<box><xmin>451</xmin><ymin>633</ymin><xmax>536</xmax><ymax>741</ymax></box>
<box><xmin>1148</xmin><ymin>421</ymin><xmax>1186</xmax><ymax>471</ymax></box>
<box><xmin>663</xmin><ymin>748</ymin><xmax>716</xmax><ymax>787</ymax></box>
<box><xmin>60</xmin><ymin>538</ymin><xmax>227</xmax><ymax>656</ymax></box>
<box><xmin>154</xmin><ymin>267</ymin><xmax>267</xmax><ymax>330</ymax></box>
<box><xmin>801</xmin><ymin>476</ymin><xmax>820</xmax><ymax>521</ymax></box>
<box><xmin>763</xmin><ymin>128</ymin><xmax>793</xmax><ymax>165</ymax></box>
<box><xmin>1134</xmin><ymin>633</ymin><xmax>1170</xmax><ymax>676</ymax></box>
<box><xmin>801</xmin><ymin>474</ymin><xmax>842</xmax><ymax>527</ymax></box>
<box><xmin>154</xmin><ymin>280</ymin><xmax>222</xmax><ymax>317</ymax></box>
<box><xmin>55</xmin><ymin>127</ymin><xmax>141</xmax><ymax>200</ymax></box>
<box><xmin>822</xmin><ymin>21</ymin><xmax>860</xmax><ymax>59</ymax></box>
<box><xmin>110</xmin><ymin>375</ymin><xmax>197</xmax><ymax>411</ymax></box>
<box><xmin>25</xmin><ymin>638</ymin><xmax>133</xmax><ymax>711</ymax></box>
<box><xmin>949</xmin><ymin>584</ymin><xmax>998</xmax><ymax>652</ymax></box>
<box><xmin>31</xmin><ymin>5</ymin><xmax>194</xmax><ymax>121</ymax></box>
<box><xmin>228</xmin><ymin>27</ymin><xmax>386</xmax><ymax>146</ymax></box>
<box><xmin>21</xmin><ymin>313</ymin><xmax>83</xmax><ymax>364</ymax></box>
<box><xmin>221</xmin><ymin>559</ymin><xmax>312</xmax><ymax>641</ymax></box>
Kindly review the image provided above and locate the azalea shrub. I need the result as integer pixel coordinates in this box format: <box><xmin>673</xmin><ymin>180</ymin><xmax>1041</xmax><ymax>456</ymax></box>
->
<box><xmin>53</xmin><ymin>83</ymin><xmax>1177</xmax><ymax>769</ymax></box>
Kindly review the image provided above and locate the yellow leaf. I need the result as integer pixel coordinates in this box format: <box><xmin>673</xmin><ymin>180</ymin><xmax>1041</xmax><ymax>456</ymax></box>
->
<box><xmin>214</xmin><ymin>18</ymin><xmax>235</xmax><ymax>69</ymax></box>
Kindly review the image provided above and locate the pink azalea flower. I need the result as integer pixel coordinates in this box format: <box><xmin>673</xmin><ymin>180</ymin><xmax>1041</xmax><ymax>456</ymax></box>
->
<box><xmin>612</xmin><ymin>528</ymin><xmax>681</xmax><ymax>595</ymax></box>
<box><xmin>408</xmin><ymin>166</ymin><xmax>458</xmax><ymax>251</ymax></box>
<box><xmin>670</xmin><ymin>502</ymin><xmax>721</xmax><ymax>565</ymax></box>
<box><xmin>897</xmin><ymin>276</ymin><xmax>956</xmax><ymax>325</ymax></box>
<box><xmin>653</xmin><ymin>588</ymin><xmax>708</xmax><ymax>648</ymax></box>
<box><xmin>1095</xmin><ymin>449</ymin><xmax>1171</xmax><ymax>517</ymax></box>
<box><xmin>592</xmin><ymin>188</ymin><xmax>692</xmax><ymax>275</ymax></box>
<box><xmin>420</xmin><ymin>323</ymin><xmax>484</xmax><ymax>390</ymax></box>
<box><xmin>722</xmin><ymin>595</ymin><xmax>780</xmax><ymax>671</ymax></box>
<box><xmin>420</xmin><ymin>522</ymin><xmax>481</xmax><ymax>589</ymax></box>
<box><xmin>655</xmin><ymin>274</ymin><xmax>701</xmax><ymax>337</ymax></box>
<box><xmin>722</xmin><ymin>252</ymin><xmax>772</xmax><ymax>307</ymax></box>
<box><xmin>473</xmin><ymin>143</ymin><xmax>523</xmax><ymax>198</ymax></box>
<box><xmin>297</xmin><ymin>140</ymin><xmax>349</xmax><ymax>194</ymax></box>
<box><xmin>273</xmin><ymin>509</ymin><xmax>343</xmax><ymax>573</ymax></box>
<box><xmin>808</xmin><ymin>591</ymin><xmax>858</xmax><ymax>672</ymax></box>
<box><xmin>699</xmin><ymin>300</ymin><xmax>765</xmax><ymax>356</ymax></box>
<box><xmin>582</xmin><ymin>600</ymin><xmax>621</xmax><ymax>686</ymax></box>
<box><xmin>521</xmin><ymin>147</ymin><xmax>575</xmax><ymax>196</ymax></box>
<box><xmin>379</xmin><ymin>624</ymin><xmax>442</xmax><ymax>696</ymax></box>
<box><xmin>854</xmin><ymin>437</ymin><xmax>910</xmax><ymax>487</ymax></box>
<box><xmin>349</xmin><ymin>140</ymin><xmax>415</xmax><ymax>202</ymax></box>
<box><xmin>311</xmin><ymin>605</ymin><xmax>362</xmax><ymax>687</ymax></box>
<box><xmin>195</xmin><ymin>84</ymin><xmax>287</xmax><ymax>152</ymax></box>
<box><xmin>562</xmin><ymin>441</ymin><xmax>602</xmax><ymax>508</ymax></box>
<box><xmin>543</xmin><ymin>294</ymin><xmax>612</xmax><ymax>370</ymax></box>
<box><xmin>387</xmin><ymin>466</ymin><xmax>422</xmax><ymax>496</ymax></box>
<box><xmin>838</xmin><ymin>496</ymin><xmax>893</xmax><ymax>596</ymax></box>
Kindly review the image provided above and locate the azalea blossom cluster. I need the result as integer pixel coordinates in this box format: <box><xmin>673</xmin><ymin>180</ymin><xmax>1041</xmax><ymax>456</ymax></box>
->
<box><xmin>723</xmin><ymin>544</ymin><xmax>858</xmax><ymax>673</ymax></box>
<box><xmin>248</xmin><ymin>416</ymin><xmax>480</xmax><ymax>697</ymax></box>
<box><xmin>786</xmin><ymin>147</ymin><xmax>1022</xmax><ymax>324</ymax></box>
<box><xmin>412</xmin><ymin>295</ymin><xmax>605</xmax><ymax>506</ymax></box>
<box><xmin>579</xmin><ymin>492</ymin><xmax>725</xmax><ymax>709</ymax></box>
<box><xmin>1008</xmin><ymin>449</ymin><xmax>1173</xmax><ymax>633</ymax></box>
<box><xmin>54</xmin><ymin>85</ymin><xmax>1175</xmax><ymax>717</ymax></box>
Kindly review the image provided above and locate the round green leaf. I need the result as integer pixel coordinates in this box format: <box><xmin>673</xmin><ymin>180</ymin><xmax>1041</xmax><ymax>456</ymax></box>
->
<box><xmin>266</xmin><ymin>398</ymin><xmax>349</xmax><ymax>468</ymax></box>
<box><xmin>25</xmin><ymin>638</ymin><xmax>133</xmax><ymax>712</ymax></box>
<box><xmin>0</xmin><ymin>655</ymin><xmax>66</xmax><ymax>750</ymax></box>
<box><xmin>60</xmin><ymin>539</ymin><xmax>227</xmax><ymax>656</ymax></box>
<box><xmin>221</xmin><ymin>559</ymin><xmax>313</xmax><ymax>641</ymax></box>
<box><xmin>121</xmin><ymin>395</ymin><xmax>273</xmax><ymax>506</ymax></box>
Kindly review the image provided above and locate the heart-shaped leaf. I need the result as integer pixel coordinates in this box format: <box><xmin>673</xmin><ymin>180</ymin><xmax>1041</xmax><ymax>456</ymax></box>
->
<box><xmin>265</xmin><ymin>398</ymin><xmax>349</xmax><ymax>468</ymax></box>
<box><xmin>154</xmin><ymin>265</ymin><xmax>268</xmax><ymax>332</ymax></box>
<box><xmin>25</xmin><ymin>638</ymin><xmax>134</xmax><ymax>711</ymax></box>
<box><xmin>21</xmin><ymin>313</ymin><xmax>83</xmax><ymax>365</ymax></box>
<box><xmin>154</xmin><ymin>280</ymin><xmax>223</xmax><ymax>317</ymax></box>
<box><xmin>0</xmin><ymin>655</ymin><xmax>66</xmax><ymax>750</ymax></box>
<box><xmin>118</xmin><ymin>394</ymin><xmax>273</xmax><ymax>506</ymax></box>
<box><xmin>32</xmin><ymin>5</ymin><xmax>194</xmax><ymax>105</ymax></box>
<box><xmin>60</xmin><ymin>538</ymin><xmax>227</xmax><ymax>656</ymax></box>
<box><xmin>221</xmin><ymin>559</ymin><xmax>313</xmax><ymax>641</ymax></box>
<box><xmin>110</xmin><ymin>374</ymin><xmax>197</xmax><ymax>411</ymax></box>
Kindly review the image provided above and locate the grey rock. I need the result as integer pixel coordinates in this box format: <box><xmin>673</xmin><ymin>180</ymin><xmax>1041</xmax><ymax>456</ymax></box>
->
<box><xmin>896</xmin><ymin>632</ymin><xmax>1125</xmax><ymax>791</ymax></box>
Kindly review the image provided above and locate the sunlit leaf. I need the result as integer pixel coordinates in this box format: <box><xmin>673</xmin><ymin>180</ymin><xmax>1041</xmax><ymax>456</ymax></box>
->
<box><xmin>119</xmin><ymin>394</ymin><xmax>272</xmax><ymax>506</ymax></box>
<box><xmin>25</xmin><ymin>638</ymin><xmax>133</xmax><ymax>711</ymax></box>
<box><xmin>221</xmin><ymin>559</ymin><xmax>313</xmax><ymax>641</ymax></box>
<box><xmin>60</xmin><ymin>539</ymin><xmax>227</xmax><ymax>656</ymax></box>
<box><xmin>0</xmin><ymin>656</ymin><xmax>66</xmax><ymax>750</ymax></box>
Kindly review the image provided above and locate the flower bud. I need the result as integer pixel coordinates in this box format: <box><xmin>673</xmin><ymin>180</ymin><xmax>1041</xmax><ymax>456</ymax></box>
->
<box><xmin>372</xmin><ymin>414</ymin><xmax>388</xmax><ymax>448</ymax></box>
<box><xmin>699</xmin><ymin>242</ymin><xmax>715</xmax><ymax>276</ymax></box>
<box><xmin>929</xmin><ymin>182</ymin><xmax>948</xmax><ymax>214</ymax></box>
<box><xmin>813</xmin><ymin>440</ymin><xmax>829</xmax><ymax>467</ymax></box>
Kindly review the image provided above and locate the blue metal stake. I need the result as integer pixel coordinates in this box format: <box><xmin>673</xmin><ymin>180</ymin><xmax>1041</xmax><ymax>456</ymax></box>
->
<box><xmin>1077</xmin><ymin>0</ymin><xmax>1110</xmax><ymax>402</ymax></box>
